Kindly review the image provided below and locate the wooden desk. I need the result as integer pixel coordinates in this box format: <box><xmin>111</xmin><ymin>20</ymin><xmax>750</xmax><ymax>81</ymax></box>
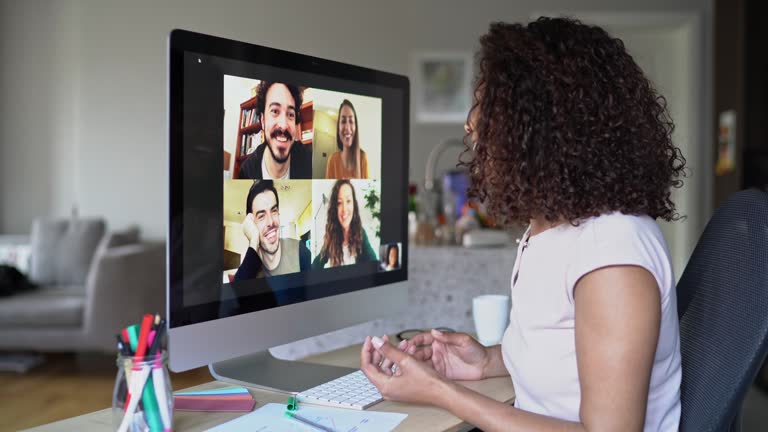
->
<box><xmin>25</xmin><ymin>341</ymin><xmax>515</xmax><ymax>432</ymax></box>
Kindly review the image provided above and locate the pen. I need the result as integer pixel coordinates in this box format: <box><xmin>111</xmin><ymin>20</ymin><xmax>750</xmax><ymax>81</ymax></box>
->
<box><xmin>149</xmin><ymin>319</ymin><xmax>172</xmax><ymax>432</ymax></box>
<box><xmin>149</xmin><ymin>319</ymin><xmax>166</xmax><ymax>355</ymax></box>
<box><xmin>127</xmin><ymin>324</ymin><xmax>140</xmax><ymax>352</ymax></box>
<box><xmin>116</xmin><ymin>335</ymin><xmax>131</xmax><ymax>356</ymax></box>
<box><xmin>284</xmin><ymin>411</ymin><xmax>335</xmax><ymax>432</ymax></box>
<box><xmin>115</xmin><ymin>335</ymin><xmax>133</xmax><ymax>406</ymax></box>
<box><xmin>152</xmin><ymin>365</ymin><xmax>173</xmax><ymax>432</ymax></box>
<box><xmin>134</xmin><ymin>314</ymin><xmax>163</xmax><ymax>431</ymax></box>
<box><xmin>147</xmin><ymin>330</ymin><xmax>157</xmax><ymax>350</ymax></box>
<box><xmin>136</xmin><ymin>314</ymin><xmax>154</xmax><ymax>358</ymax></box>
<box><xmin>123</xmin><ymin>324</ymin><xmax>142</xmax><ymax>414</ymax></box>
<box><xmin>117</xmin><ymin>364</ymin><xmax>152</xmax><ymax>432</ymax></box>
<box><xmin>121</xmin><ymin>328</ymin><xmax>132</xmax><ymax>353</ymax></box>
<box><xmin>115</xmin><ymin>336</ymin><xmax>134</xmax><ymax>382</ymax></box>
<box><xmin>118</xmin><ymin>331</ymin><xmax>136</xmax><ymax>412</ymax></box>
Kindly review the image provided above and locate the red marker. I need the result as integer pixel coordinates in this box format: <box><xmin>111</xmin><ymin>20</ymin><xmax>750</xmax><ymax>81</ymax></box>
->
<box><xmin>135</xmin><ymin>314</ymin><xmax>155</xmax><ymax>358</ymax></box>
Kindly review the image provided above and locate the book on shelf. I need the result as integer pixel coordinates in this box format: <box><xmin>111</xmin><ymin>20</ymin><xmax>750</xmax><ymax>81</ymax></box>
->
<box><xmin>240</xmin><ymin>131</ymin><xmax>263</xmax><ymax>157</ymax></box>
<box><xmin>242</xmin><ymin>109</ymin><xmax>260</xmax><ymax>128</ymax></box>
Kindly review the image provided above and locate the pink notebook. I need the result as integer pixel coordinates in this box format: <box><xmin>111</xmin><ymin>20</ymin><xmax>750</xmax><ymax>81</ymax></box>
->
<box><xmin>174</xmin><ymin>397</ymin><xmax>256</xmax><ymax>412</ymax></box>
<box><xmin>173</xmin><ymin>386</ymin><xmax>256</xmax><ymax>412</ymax></box>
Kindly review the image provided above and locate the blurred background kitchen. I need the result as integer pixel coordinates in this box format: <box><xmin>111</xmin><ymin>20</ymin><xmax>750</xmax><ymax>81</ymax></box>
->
<box><xmin>1</xmin><ymin>0</ymin><xmax>767</xmax><ymax>430</ymax></box>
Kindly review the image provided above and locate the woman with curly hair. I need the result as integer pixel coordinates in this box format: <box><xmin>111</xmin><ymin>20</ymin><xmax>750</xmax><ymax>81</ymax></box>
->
<box><xmin>312</xmin><ymin>180</ymin><xmax>377</xmax><ymax>268</ymax></box>
<box><xmin>362</xmin><ymin>17</ymin><xmax>685</xmax><ymax>432</ymax></box>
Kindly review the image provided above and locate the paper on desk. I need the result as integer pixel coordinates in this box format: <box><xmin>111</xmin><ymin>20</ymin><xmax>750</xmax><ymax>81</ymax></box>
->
<box><xmin>205</xmin><ymin>402</ymin><xmax>407</xmax><ymax>432</ymax></box>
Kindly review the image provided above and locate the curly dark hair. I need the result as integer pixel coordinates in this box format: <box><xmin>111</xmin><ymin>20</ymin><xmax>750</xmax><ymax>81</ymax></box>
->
<box><xmin>254</xmin><ymin>81</ymin><xmax>303</xmax><ymax>124</ymax></box>
<box><xmin>320</xmin><ymin>180</ymin><xmax>363</xmax><ymax>267</ymax></box>
<box><xmin>461</xmin><ymin>17</ymin><xmax>687</xmax><ymax>227</ymax></box>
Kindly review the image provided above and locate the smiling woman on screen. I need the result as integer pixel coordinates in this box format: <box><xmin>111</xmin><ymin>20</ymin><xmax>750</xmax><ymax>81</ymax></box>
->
<box><xmin>312</xmin><ymin>180</ymin><xmax>376</xmax><ymax>268</ymax></box>
<box><xmin>325</xmin><ymin>100</ymin><xmax>369</xmax><ymax>179</ymax></box>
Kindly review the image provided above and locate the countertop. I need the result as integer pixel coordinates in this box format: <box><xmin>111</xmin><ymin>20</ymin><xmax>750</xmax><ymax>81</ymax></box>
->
<box><xmin>270</xmin><ymin>244</ymin><xmax>518</xmax><ymax>360</ymax></box>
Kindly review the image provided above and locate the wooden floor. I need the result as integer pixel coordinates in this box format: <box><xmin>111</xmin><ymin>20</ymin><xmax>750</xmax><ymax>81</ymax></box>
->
<box><xmin>0</xmin><ymin>352</ymin><xmax>212</xmax><ymax>431</ymax></box>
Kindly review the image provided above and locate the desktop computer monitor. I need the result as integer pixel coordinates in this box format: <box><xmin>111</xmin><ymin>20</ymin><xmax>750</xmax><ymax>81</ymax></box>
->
<box><xmin>167</xmin><ymin>30</ymin><xmax>409</xmax><ymax>392</ymax></box>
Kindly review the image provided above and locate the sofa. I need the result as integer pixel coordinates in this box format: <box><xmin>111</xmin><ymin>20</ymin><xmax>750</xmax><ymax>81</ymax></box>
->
<box><xmin>0</xmin><ymin>217</ymin><xmax>165</xmax><ymax>353</ymax></box>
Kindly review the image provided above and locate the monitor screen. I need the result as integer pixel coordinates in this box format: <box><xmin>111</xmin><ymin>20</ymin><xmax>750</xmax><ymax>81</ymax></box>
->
<box><xmin>168</xmin><ymin>30</ymin><xmax>409</xmax><ymax>334</ymax></box>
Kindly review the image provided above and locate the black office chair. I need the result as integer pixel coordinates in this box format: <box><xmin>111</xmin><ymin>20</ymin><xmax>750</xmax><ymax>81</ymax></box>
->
<box><xmin>677</xmin><ymin>188</ymin><xmax>768</xmax><ymax>432</ymax></box>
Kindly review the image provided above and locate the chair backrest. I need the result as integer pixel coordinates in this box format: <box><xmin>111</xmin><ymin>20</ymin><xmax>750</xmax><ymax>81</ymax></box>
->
<box><xmin>677</xmin><ymin>188</ymin><xmax>768</xmax><ymax>432</ymax></box>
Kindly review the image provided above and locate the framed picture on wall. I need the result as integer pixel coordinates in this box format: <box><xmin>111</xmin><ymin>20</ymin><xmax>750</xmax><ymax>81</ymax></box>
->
<box><xmin>412</xmin><ymin>52</ymin><xmax>473</xmax><ymax>123</ymax></box>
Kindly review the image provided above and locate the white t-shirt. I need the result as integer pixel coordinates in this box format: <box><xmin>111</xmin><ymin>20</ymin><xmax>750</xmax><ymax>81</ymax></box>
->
<box><xmin>501</xmin><ymin>212</ymin><xmax>681</xmax><ymax>431</ymax></box>
<box><xmin>323</xmin><ymin>245</ymin><xmax>356</xmax><ymax>268</ymax></box>
<box><xmin>261</xmin><ymin>156</ymin><xmax>289</xmax><ymax>180</ymax></box>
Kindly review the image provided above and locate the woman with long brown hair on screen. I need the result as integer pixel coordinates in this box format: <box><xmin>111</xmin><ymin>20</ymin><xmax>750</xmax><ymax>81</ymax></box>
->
<box><xmin>312</xmin><ymin>180</ymin><xmax>376</xmax><ymax>268</ymax></box>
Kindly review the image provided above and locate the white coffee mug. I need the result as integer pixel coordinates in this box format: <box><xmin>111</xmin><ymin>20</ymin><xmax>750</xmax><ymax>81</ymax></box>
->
<box><xmin>472</xmin><ymin>294</ymin><xmax>511</xmax><ymax>346</ymax></box>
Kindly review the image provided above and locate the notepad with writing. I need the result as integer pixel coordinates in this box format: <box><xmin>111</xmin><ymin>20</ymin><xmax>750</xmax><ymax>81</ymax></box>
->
<box><xmin>207</xmin><ymin>402</ymin><xmax>407</xmax><ymax>432</ymax></box>
<box><xmin>173</xmin><ymin>386</ymin><xmax>256</xmax><ymax>412</ymax></box>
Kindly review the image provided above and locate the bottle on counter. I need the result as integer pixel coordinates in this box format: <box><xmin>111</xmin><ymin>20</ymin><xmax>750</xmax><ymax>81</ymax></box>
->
<box><xmin>408</xmin><ymin>183</ymin><xmax>419</xmax><ymax>243</ymax></box>
<box><xmin>455</xmin><ymin>205</ymin><xmax>481</xmax><ymax>245</ymax></box>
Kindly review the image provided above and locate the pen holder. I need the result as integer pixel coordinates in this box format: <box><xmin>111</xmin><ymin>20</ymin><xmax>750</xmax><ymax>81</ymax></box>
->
<box><xmin>112</xmin><ymin>352</ymin><xmax>173</xmax><ymax>432</ymax></box>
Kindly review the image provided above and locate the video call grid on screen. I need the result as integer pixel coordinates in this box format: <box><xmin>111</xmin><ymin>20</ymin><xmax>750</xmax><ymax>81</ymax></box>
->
<box><xmin>171</xmin><ymin>45</ymin><xmax>408</xmax><ymax>327</ymax></box>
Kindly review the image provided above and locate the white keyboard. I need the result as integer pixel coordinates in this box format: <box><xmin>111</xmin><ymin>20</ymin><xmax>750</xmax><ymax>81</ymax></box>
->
<box><xmin>296</xmin><ymin>370</ymin><xmax>383</xmax><ymax>410</ymax></box>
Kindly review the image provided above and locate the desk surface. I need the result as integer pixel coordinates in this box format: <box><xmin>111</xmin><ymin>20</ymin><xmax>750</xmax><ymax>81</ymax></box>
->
<box><xmin>25</xmin><ymin>341</ymin><xmax>515</xmax><ymax>432</ymax></box>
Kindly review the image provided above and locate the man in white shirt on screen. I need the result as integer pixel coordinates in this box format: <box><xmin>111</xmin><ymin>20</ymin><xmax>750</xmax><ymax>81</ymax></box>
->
<box><xmin>237</xmin><ymin>82</ymin><xmax>312</xmax><ymax>180</ymax></box>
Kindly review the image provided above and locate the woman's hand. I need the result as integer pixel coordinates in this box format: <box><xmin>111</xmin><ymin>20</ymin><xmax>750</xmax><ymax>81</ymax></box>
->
<box><xmin>360</xmin><ymin>336</ymin><xmax>450</xmax><ymax>406</ymax></box>
<box><xmin>404</xmin><ymin>330</ymin><xmax>491</xmax><ymax>381</ymax></box>
<box><xmin>368</xmin><ymin>334</ymin><xmax>400</xmax><ymax>376</ymax></box>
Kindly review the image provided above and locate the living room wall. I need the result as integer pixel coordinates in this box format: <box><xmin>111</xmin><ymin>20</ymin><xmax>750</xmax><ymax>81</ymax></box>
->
<box><xmin>0</xmin><ymin>0</ymin><xmax>713</xmax><ymax>239</ymax></box>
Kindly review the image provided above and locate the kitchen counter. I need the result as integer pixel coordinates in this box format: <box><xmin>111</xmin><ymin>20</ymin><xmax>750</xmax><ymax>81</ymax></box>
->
<box><xmin>271</xmin><ymin>245</ymin><xmax>518</xmax><ymax>360</ymax></box>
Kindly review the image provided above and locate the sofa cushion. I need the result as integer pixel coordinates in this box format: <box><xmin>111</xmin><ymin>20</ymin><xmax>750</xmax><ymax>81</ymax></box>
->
<box><xmin>0</xmin><ymin>285</ymin><xmax>84</xmax><ymax>327</ymax></box>
<box><xmin>96</xmin><ymin>226</ymin><xmax>140</xmax><ymax>254</ymax></box>
<box><xmin>29</xmin><ymin>218</ymin><xmax>105</xmax><ymax>286</ymax></box>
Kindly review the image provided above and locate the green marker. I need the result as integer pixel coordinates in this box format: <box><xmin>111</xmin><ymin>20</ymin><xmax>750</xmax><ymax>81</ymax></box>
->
<box><xmin>141</xmin><ymin>374</ymin><xmax>164</xmax><ymax>432</ymax></box>
<box><xmin>286</xmin><ymin>395</ymin><xmax>298</xmax><ymax>411</ymax></box>
<box><xmin>127</xmin><ymin>324</ymin><xmax>140</xmax><ymax>352</ymax></box>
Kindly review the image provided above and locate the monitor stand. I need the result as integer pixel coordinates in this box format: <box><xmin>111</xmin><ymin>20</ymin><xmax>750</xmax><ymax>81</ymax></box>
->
<box><xmin>209</xmin><ymin>349</ymin><xmax>356</xmax><ymax>393</ymax></box>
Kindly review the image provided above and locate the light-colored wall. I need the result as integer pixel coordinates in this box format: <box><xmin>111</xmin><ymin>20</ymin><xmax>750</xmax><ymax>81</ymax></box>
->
<box><xmin>0</xmin><ymin>0</ymin><xmax>81</xmax><ymax>231</ymax></box>
<box><xmin>296</xmin><ymin>201</ymin><xmax>312</xmax><ymax>238</ymax></box>
<box><xmin>0</xmin><ymin>0</ymin><xmax>712</xmax><ymax>239</ymax></box>
<box><xmin>312</xmin><ymin>111</ymin><xmax>338</xmax><ymax>178</ymax></box>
